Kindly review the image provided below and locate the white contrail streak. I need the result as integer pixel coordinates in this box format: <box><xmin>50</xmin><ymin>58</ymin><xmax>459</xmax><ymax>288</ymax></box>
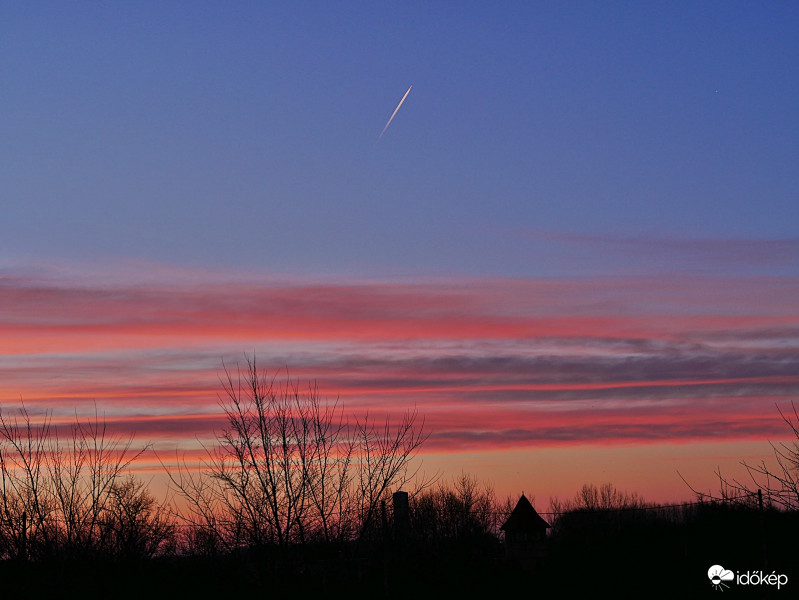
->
<box><xmin>377</xmin><ymin>85</ymin><xmax>412</xmax><ymax>141</ymax></box>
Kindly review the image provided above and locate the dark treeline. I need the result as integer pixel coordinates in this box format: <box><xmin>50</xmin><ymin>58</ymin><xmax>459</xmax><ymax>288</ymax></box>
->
<box><xmin>1</xmin><ymin>363</ymin><xmax>798</xmax><ymax>598</ymax></box>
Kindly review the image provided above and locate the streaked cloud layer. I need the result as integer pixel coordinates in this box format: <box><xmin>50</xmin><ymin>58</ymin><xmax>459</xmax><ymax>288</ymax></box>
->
<box><xmin>3</xmin><ymin>268</ymin><xmax>796</xmax><ymax>478</ymax></box>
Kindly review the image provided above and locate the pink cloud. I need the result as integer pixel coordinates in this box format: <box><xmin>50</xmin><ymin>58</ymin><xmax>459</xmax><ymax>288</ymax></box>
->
<box><xmin>1</xmin><ymin>269</ymin><xmax>797</xmax><ymax>486</ymax></box>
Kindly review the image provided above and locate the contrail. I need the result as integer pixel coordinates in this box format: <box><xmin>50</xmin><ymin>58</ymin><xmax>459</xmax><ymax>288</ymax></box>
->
<box><xmin>377</xmin><ymin>85</ymin><xmax>412</xmax><ymax>142</ymax></box>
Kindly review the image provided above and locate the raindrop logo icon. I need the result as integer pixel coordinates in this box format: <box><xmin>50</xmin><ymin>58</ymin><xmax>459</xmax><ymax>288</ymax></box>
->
<box><xmin>708</xmin><ymin>565</ymin><xmax>734</xmax><ymax>591</ymax></box>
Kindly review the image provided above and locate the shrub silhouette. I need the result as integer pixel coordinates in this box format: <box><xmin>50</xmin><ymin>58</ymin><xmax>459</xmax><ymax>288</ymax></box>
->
<box><xmin>0</xmin><ymin>404</ymin><xmax>172</xmax><ymax>562</ymax></box>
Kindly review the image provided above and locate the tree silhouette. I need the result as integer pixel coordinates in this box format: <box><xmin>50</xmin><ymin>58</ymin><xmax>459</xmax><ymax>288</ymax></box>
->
<box><xmin>683</xmin><ymin>402</ymin><xmax>799</xmax><ymax>511</ymax></box>
<box><xmin>0</xmin><ymin>404</ymin><xmax>170</xmax><ymax>561</ymax></box>
<box><xmin>167</xmin><ymin>356</ymin><xmax>427</xmax><ymax>554</ymax></box>
<box><xmin>410</xmin><ymin>473</ymin><xmax>497</xmax><ymax>542</ymax></box>
<box><xmin>101</xmin><ymin>475</ymin><xmax>175</xmax><ymax>560</ymax></box>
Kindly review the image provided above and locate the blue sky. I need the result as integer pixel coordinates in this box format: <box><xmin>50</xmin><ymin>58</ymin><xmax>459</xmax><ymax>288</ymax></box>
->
<box><xmin>3</xmin><ymin>2</ymin><xmax>797</xmax><ymax>278</ymax></box>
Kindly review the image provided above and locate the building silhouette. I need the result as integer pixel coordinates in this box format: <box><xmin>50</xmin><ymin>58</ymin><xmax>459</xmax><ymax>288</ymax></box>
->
<box><xmin>500</xmin><ymin>494</ymin><xmax>550</xmax><ymax>569</ymax></box>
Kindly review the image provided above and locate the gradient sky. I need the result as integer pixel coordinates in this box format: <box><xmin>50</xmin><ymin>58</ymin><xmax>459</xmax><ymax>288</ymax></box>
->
<box><xmin>2</xmin><ymin>2</ymin><xmax>798</xmax><ymax>503</ymax></box>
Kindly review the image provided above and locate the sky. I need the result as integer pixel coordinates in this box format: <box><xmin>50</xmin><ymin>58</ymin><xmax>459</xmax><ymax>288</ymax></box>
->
<box><xmin>1</xmin><ymin>2</ymin><xmax>798</xmax><ymax>504</ymax></box>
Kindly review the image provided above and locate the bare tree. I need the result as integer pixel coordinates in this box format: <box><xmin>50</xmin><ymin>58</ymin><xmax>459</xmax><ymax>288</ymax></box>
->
<box><xmin>165</xmin><ymin>453</ymin><xmax>233</xmax><ymax>555</ymax></box>
<box><xmin>207</xmin><ymin>359</ymin><xmax>356</xmax><ymax>547</ymax></box>
<box><xmin>0</xmin><ymin>405</ymin><xmax>54</xmax><ymax>560</ymax></box>
<box><xmin>47</xmin><ymin>409</ymin><xmax>144</xmax><ymax>558</ymax></box>
<box><xmin>683</xmin><ymin>402</ymin><xmax>799</xmax><ymax>510</ymax></box>
<box><xmin>353</xmin><ymin>408</ymin><xmax>427</xmax><ymax>544</ymax></box>
<box><xmin>167</xmin><ymin>356</ymin><xmax>427</xmax><ymax>553</ymax></box>
<box><xmin>410</xmin><ymin>473</ymin><xmax>497</xmax><ymax>541</ymax></box>
<box><xmin>547</xmin><ymin>482</ymin><xmax>648</xmax><ymax>539</ymax></box>
<box><xmin>549</xmin><ymin>482</ymin><xmax>647</xmax><ymax>514</ymax></box>
<box><xmin>0</xmin><ymin>403</ymin><xmax>166</xmax><ymax>561</ymax></box>
<box><xmin>302</xmin><ymin>392</ymin><xmax>355</xmax><ymax>543</ymax></box>
<box><xmin>101</xmin><ymin>475</ymin><xmax>175</xmax><ymax>559</ymax></box>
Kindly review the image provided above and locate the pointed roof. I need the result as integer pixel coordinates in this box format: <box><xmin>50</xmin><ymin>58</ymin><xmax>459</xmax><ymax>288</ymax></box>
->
<box><xmin>500</xmin><ymin>494</ymin><xmax>550</xmax><ymax>531</ymax></box>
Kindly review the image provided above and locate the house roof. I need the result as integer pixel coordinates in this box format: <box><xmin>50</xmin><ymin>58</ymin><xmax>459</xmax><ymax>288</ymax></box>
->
<box><xmin>500</xmin><ymin>494</ymin><xmax>551</xmax><ymax>531</ymax></box>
